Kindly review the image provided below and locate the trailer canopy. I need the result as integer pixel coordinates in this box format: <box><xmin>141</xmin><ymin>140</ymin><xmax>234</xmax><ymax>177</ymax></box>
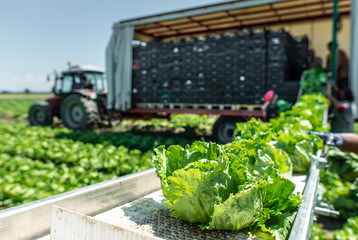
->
<box><xmin>120</xmin><ymin>0</ymin><xmax>350</xmax><ymax>41</ymax></box>
<box><xmin>106</xmin><ymin>0</ymin><xmax>351</xmax><ymax>111</ymax></box>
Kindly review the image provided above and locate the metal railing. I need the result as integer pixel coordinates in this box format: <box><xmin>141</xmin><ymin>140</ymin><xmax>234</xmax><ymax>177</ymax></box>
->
<box><xmin>0</xmin><ymin>168</ymin><xmax>161</xmax><ymax>240</ymax></box>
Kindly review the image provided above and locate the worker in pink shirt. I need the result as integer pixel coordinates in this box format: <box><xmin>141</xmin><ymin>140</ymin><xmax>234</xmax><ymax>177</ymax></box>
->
<box><xmin>327</xmin><ymin>88</ymin><xmax>355</xmax><ymax>133</ymax></box>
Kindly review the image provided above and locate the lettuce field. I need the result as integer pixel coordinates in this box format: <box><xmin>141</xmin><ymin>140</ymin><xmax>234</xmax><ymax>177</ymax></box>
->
<box><xmin>1</xmin><ymin>93</ymin><xmax>358</xmax><ymax>239</ymax></box>
<box><xmin>0</xmin><ymin>94</ymin><xmax>213</xmax><ymax>210</ymax></box>
<box><xmin>0</xmin><ymin>94</ymin><xmax>51</xmax><ymax>117</ymax></box>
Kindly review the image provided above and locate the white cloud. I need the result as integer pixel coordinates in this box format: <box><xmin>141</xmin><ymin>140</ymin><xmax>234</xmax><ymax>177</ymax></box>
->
<box><xmin>10</xmin><ymin>75</ymin><xmax>21</xmax><ymax>82</ymax></box>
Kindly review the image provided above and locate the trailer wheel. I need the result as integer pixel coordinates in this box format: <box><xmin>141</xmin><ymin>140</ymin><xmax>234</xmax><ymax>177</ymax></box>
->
<box><xmin>212</xmin><ymin>116</ymin><xmax>244</xmax><ymax>143</ymax></box>
<box><xmin>28</xmin><ymin>102</ymin><xmax>53</xmax><ymax>126</ymax></box>
<box><xmin>60</xmin><ymin>94</ymin><xmax>100</xmax><ymax>130</ymax></box>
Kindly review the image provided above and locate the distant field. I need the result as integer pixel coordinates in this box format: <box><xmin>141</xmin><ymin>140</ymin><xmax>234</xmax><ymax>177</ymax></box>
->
<box><xmin>0</xmin><ymin>93</ymin><xmax>52</xmax><ymax>99</ymax></box>
<box><xmin>0</xmin><ymin>96</ymin><xmax>50</xmax><ymax>116</ymax></box>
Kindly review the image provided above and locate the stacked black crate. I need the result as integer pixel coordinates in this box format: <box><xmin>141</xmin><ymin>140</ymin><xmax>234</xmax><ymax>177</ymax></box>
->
<box><xmin>290</xmin><ymin>37</ymin><xmax>308</xmax><ymax>102</ymax></box>
<box><xmin>234</xmin><ymin>31</ymin><xmax>251</xmax><ymax>104</ymax></box>
<box><xmin>132</xmin><ymin>43</ymin><xmax>152</xmax><ymax>104</ymax></box>
<box><xmin>145</xmin><ymin>41</ymin><xmax>161</xmax><ymax>103</ymax></box>
<box><xmin>188</xmin><ymin>37</ymin><xmax>208</xmax><ymax>104</ymax></box>
<box><xmin>181</xmin><ymin>38</ymin><xmax>196</xmax><ymax>103</ymax></box>
<box><xmin>131</xmin><ymin>43</ymin><xmax>141</xmax><ymax>104</ymax></box>
<box><xmin>266</xmin><ymin>30</ymin><xmax>293</xmax><ymax>102</ymax></box>
<box><xmin>246</xmin><ymin>30</ymin><xmax>267</xmax><ymax>105</ymax></box>
<box><xmin>293</xmin><ymin>37</ymin><xmax>308</xmax><ymax>80</ymax></box>
<box><xmin>205</xmin><ymin>34</ymin><xmax>222</xmax><ymax>104</ymax></box>
<box><xmin>168</xmin><ymin>39</ymin><xmax>188</xmax><ymax>104</ymax></box>
<box><xmin>157</xmin><ymin>41</ymin><xmax>173</xmax><ymax>103</ymax></box>
<box><xmin>218</xmin><ymin>34</ymin><xmax>237</xmax><ymax>104</ymax></box>
<box><xmin>280</xmin><ymin>36</ymin><xmax>309</xmax><ymax>103</ymax></box>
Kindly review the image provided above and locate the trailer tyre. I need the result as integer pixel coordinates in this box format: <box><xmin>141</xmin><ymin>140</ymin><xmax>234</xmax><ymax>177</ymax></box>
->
<box><xmin>60</xmin><ymin>94</ymin><xmax>100</xmax><ymax>130</ymax></box>
<box><xmin>28</xmin><ymin>102</ymin><xmax>53</xmax><ymax>126</ymax></box>
<box><xmin>212</xmin><ymin>116</ymin><xmax>244</xmax><ymax>144</ymax></box>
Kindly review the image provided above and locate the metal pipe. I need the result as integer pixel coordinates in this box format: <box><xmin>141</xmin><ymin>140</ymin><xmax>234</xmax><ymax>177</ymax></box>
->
<box><xmin>350</xmin><ymin>0</ymin><xmax>358</xmax><ymax>118</ymax></box>
<box><xmin>314</xmin><ymin>207</ymin><xmax>340</xmax><ymax>217</ymax></box>
<box><xmin>288</xmin><ymin>158</ymin><xmax>320</xmax><ymax>240</ymax></box>
<box><xmin>331</xmin><ymin>0</ymin><xmax>339</xmax><ymax>85</ymax></box>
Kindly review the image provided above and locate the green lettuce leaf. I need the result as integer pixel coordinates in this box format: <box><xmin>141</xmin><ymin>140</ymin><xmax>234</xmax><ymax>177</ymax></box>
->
<box><xmin>327</xmin><ymin>148</ymin><xmax>358</xmax><ymax>182</ymax></box>
<box><xmin>164</xmin><ymin>158</ymin><xmax>232</xmax><ymax>224</ymax></box>
<box><xmin>258</xmin><ymin>211</ymin><xmax>297</xmax><ymax>240</ymax></box>
<box><xmin>334</xmin><ymin>216</ymin><xmax>358</xmax><ymax>239</ymax></box>
<box><xmin>153</xmin><ymin>141</ymin><xmax>301</xmax><ymax>239</ymax></box>
<box><xmin>208</xmin><ymin>184</ymin><xmax>263</xmax><ymax>231</ymax></box>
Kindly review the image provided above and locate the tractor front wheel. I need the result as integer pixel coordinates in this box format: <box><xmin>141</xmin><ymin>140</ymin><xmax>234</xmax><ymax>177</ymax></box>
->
<box><xmin>28</xmin><ymin>102</ymin><xmax>53</xmax><ymax>126</ymax></box>
<box><xmin>60</xmin><ymin>94</ymin><xmax>100</xmax><ymax>130</ymax></box>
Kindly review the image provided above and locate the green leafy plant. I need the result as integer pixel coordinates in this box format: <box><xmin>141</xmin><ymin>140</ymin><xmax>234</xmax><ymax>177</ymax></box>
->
<box><xmin>334</xmin><ymin>216</ymin><xmax>358</xmax><ymax>240</ymax></box>
<box><xmin>0</xmin><ymin>122</ymin><xmax>159</xmax><ymax>209</ymax></box>
<box><xmin>0</xmin><ymin>98</ymin><xmax>46</xmax><ymax>116</ymax></box>
<box><xmin>234</xmin><ymin>94</ymin><xmax>326</xmax><ymax>174</ymax></box>
<box><xmin>300</xmin><ymin>68</ymin><xmax>327</xmax><ymax>95</ymax></box>
<box><xmin>153</xmin><ymin>141</ymin><xmax>301</xmax><ymax>240</ymax></box>
<box><xmin>152</xmin><ymin>93</ymin><xmax>328</xmax><ymax>239</ymax></box>
<box><xmin>326</xmin><ymin>148</ymin><xmax>358</xmax><ymax>182</ymax></box>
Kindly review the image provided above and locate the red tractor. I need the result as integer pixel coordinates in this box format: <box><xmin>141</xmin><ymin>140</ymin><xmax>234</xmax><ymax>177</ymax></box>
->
<box><xmin>29</xmin><ymin>65</ymin><xmax>108</xmax><ymax>130</ymax></box>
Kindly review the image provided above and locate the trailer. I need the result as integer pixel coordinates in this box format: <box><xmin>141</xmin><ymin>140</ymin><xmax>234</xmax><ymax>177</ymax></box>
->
<box><xmin>104</xmin><ymin>0</ymin><xmax>354</xmax><ymax>143</ymax></box>
<box><xmin>28</xmin><ymin>0</ymin><xmax>356</xmax><ymax>142</ymax></box>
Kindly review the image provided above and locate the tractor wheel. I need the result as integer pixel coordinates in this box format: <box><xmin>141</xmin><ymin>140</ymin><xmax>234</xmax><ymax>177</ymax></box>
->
<box><xmin>28</xmin><ymin>102</ymin><xmax>53</xmax><ymax>126</ymax></box>
<box><xmin>60</xmin><ymin>94</ymin><xmax>100</xmax><ymax>130</ymax></box>
<box><xmin>212</xmin><ymin>116</ymin><xmax>244</xmax><ymax>144</ymax></box>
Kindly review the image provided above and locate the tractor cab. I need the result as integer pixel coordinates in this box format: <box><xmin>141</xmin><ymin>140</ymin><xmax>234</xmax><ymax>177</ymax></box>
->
<box><xmin>53</xmin><ymin>65</ymin><xmax>107</xmax><ymax>96</ymax></box>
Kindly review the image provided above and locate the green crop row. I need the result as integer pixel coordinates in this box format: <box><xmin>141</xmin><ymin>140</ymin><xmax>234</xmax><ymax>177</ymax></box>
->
<box><xmin>0</xmin><ymin>123</ymin><xmax>155</xmax><ymax>175</ymax></box>
<box><xmin>0</xmin><ymin>97</ymin><xmax>216</xmax><ymax>138</ymax></box>
<box><xmin>55</xmin><ymin>128</ymin><xmax>200</xmax><ymax>152</ymax></box>
<box><xmin>0</xmin><ymin>98</ymin><xmax>45</xmax><ymax>116</ymax></box>
<box><xmin>0</xmin><ymin>121</ymin><xmax>207</xmax><ymax>210</ymax></box>
<box><xmin>0</xmin><ymin>153</ymin><xmax>117</xmax><ymax>209</ymax></box>
<box><xmin>117</xmin><ymin>114</ymin><xmax>218</xmax><ymax>137</ymax></box>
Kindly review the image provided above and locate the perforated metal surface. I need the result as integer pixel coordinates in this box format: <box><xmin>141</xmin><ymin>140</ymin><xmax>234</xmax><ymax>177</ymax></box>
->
<box><xmin>95</xmin><ymin>190</ymin><xmax>254</xmax><ymax>240</ymax></box>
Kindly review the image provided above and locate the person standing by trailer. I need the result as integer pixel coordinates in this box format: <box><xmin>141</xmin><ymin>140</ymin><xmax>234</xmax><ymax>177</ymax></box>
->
<box><xmin>327</xmin><ymin>87</ymin><xmax>355</xmax><ymax>133</ymax></box>
<box><xmin>263</xmin><ymin>90</ymin><xmax>278</xmax><ymax>121</ymax></box>
<box><xmin>326</xmin><ymin>41</ymin><xmax>349</xmax><ymax>90</ymax></box>
<box><xmin>308</xmin><ymin>49</ymin><xmax>323</xmax><ymax>69</ymax></box>
<box><xmin>262</xmin><ymin>90</ymin><xmax>293</xmax><ymax>122</ymax></box>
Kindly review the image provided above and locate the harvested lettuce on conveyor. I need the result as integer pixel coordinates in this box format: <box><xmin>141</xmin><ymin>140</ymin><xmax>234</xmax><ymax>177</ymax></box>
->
<box><xmin>152</xmin><ymin>93</ymin><xmax>327</xmax><ymax>240</ymax></box>
<box><xmin>153</xmin><ymin>141</ymin><xmax>301</xmax><ymax>240</ymax></box>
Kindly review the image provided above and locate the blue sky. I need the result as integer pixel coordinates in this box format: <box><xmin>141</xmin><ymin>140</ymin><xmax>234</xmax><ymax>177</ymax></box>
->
<box><xmin>0</xmin><ymin>0</ymin><xmax>230</xmax><ymax>92</ymax></box>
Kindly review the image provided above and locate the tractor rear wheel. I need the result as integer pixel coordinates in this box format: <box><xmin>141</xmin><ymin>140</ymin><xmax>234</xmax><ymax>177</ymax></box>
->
<box><xmin>60</xmin><ymin>94</ymin><xmax>100</xmax><ymax>130</ymax></box>
<box><xmin>212</xmin><ymin>116</ymin><xmax>244</xmax><ymax>144</ymax></box>
<box><xmin>28</xmin><ymin>102</ymin><xmax>53</xmax><ymax>126</ymax></box>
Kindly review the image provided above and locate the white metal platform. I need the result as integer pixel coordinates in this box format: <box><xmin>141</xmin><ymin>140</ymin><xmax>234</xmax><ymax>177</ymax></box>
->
<box><xmin>37</xmin><ymin>173</ymin><xmax>308</xmax><ymax>240</ymax></box>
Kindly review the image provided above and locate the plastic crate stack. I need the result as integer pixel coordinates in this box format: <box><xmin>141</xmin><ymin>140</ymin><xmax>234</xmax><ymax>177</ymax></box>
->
<box><xmin>245</xmin><ymin>31</ymin><xmax>267</xmax><ymax>105</ymax></box>
<box><xmin>132</xmin><ymin>29</ymin><xmax>308</xmax><ymax>106</ymax></box>
<box><xmin>266</xmin><ymin>30</ymin><xmax>306</xmax><ymax>103</ymax></box>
